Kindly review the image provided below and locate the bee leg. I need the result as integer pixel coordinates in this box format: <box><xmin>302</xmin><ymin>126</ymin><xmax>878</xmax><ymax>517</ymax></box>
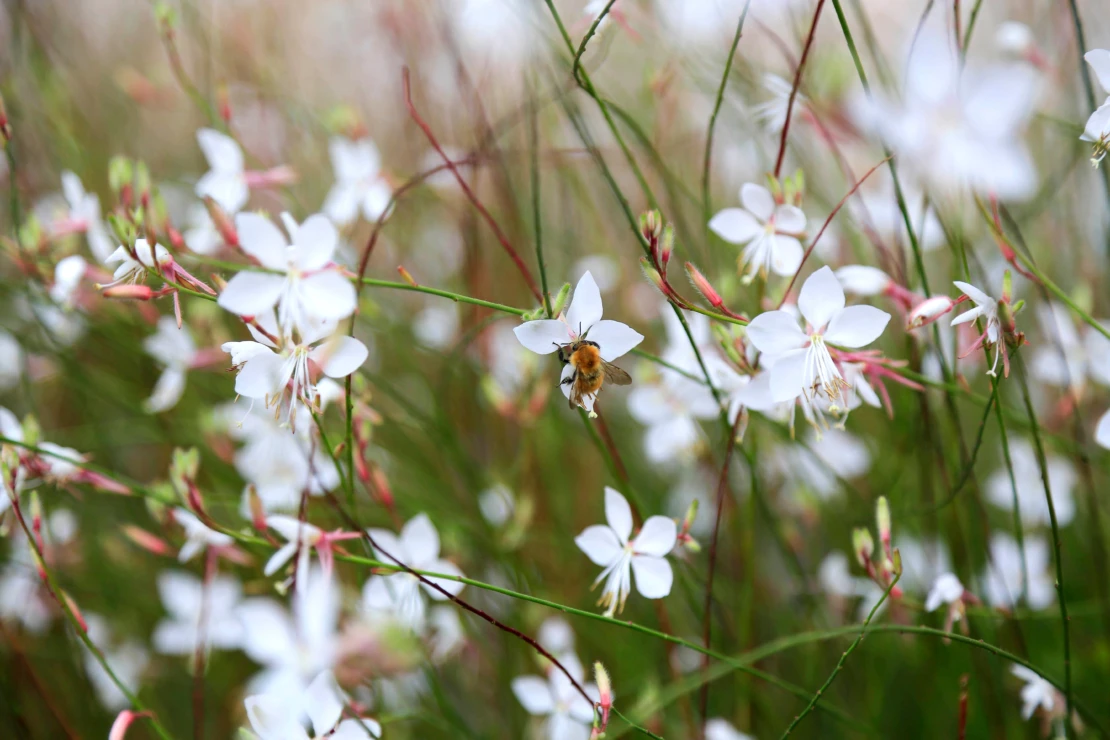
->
<box><xmin>560</xmin><ymin>372</ymin><xmax>576</xmax><ymax>386</ymax></box>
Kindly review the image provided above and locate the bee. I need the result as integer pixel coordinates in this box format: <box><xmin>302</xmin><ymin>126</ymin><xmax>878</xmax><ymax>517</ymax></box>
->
<box><xmin>557</xmin><ymin>337</ymin><xmax>632</xmax><ymax>410</ymax></box>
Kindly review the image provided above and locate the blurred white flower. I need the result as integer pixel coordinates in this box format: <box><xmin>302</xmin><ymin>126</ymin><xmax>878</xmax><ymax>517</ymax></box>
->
<box><xmin>574</xmin><ymin>487</ymin><xmax>676</xmax><ymax>616</ymax></box>
<box><xmin>50</xmin><ymin>254</ymin><xmax>88</xmax><ymax>308</ymax></box>
<box><xmin>924</xmin><ymin>573</ymin><xmax>964</xmax><ymax>613</ymax></box>
<box><xmin>513</xmin><ymin>271</ymin><xmax>644</xmax><ymax>414</ymax></box>
<box><xmin>428</xmin><ymin>605</ymin><xmax>466</xmax><ymax>662</ymax></box>
<box><xmin>153</xmin><ymin>571</ymin><xmax>244</xmax><ymax>655</ymax></box>
<box><xmin>857</xmin><ymin>33</ymin><xmax>1038</xmax><ymax>200</ymax></box>
<box><xmin>324</xmin><ymin>137</ymin><xmax>392</xmax><ymax>227</ymax></box>
<box><xmin>143</xmin><ymin>316</ymin><xmax>200</xmax><ymax>413</ymax></box>
<box><xmin>747</xmin><ymin>267</ymin><xmax>891</xmax><ymax>404</ymax></box>
<box><xmin>83</xmin><ymin>613</ymin><xmax>149</xmax><ymax>711</ymax></box>
<box><xmin>104</xmin><ymin>239</ymin><xmax>168</xmax><ymax>287</ymax></box>
<box><xmin>478</xmin><ymin>483</ymin><xmax>515</xmax><ymax>526</ymax></box>
<box><xmin>1030</xmin><ymin>302</ymin><xmax>1110</xmax><ymax>396</ymax></box>
<box><xmin>770</xmin><ymin>428</ymin><xmax>871</xmax><ymax>502</ymax></box>
<box><xmin>1011</xmin><ymin>665</ymin><xmax>1056</xmax><ymax>721</ymax></box>
<box><xmin>0</xmin><ymin>331</ymin><xmax>21</xmax><ymax>391</ymax></box>
<box><xmin>245</xmin><ymin>669</ymin><xmax>382</xmax><ymax>739</ymax></box>
<box><xmin>413</xmin><ymin>302</ymin><xmax>460</xmax><ymax>350</ymax></box>
<box><xmin>537</xmin><ymin>616</ymin><xmax>575</xmax><ymax>656</ymax></box>
<box><xmin>183</xmin><ymin>202</ymin><xmax>223</xmax><ymax>256</ymax></box>
<box><xmin>705</xmin><ymin>718</ymin><xmax>754</xmax><ymax>740</ymax></box>
<box><xmin>217</xmin><ymin>212</ymin><xmax>356</xmax><ymax>339</ymax></box>
<box><xmin>511</xmin><ymin>653</ymin><xmax>598</xmax><ymax>740</ymax></box>
<box><xmin>983</xmin><ymin>534</ymin><xmax>1055</xmax><ymax>610</ymax></box>
<box><xmin>362</xmin><ymin>513</ymin><xmax>465</xmax><ymax>632</ymax></box>
<box><xmin>59</xmin><ymin>171</ymin><xmax>113</xmax><ymax>262</ymax></box>
<box><xmin>985</xmin><ymin>437</ymin><xmax>1075</xmax><ymax>527</ymax></box>
<box><xmin>834</xmin><ymin>265</ymin><xmax>891</xmax><ymax>298</ymax></box>
<box><xmin>1081</xmin><ymin>51</ymin><xmax>1110</xmax><ymax>166</ymax></box>
<box><xmin>849</xmin><ymin>182</ymin><xmax>944</xmax><ymax>253</ymax></box>
<box><xmin>196</xmin><ymin>128</ymin><xmax>249</xmax><ymax>213</ymax></box>
<box><xmin>709</xmin><ymin>182</ymin><xmax>805</xmax><ymax>281</ymax></box>
<box><xmin>951</xmin><ymin>280</ymin><xmax>1004</xmax><ymax>376</ymax></box>
<box><xmin>174</xmin><ymin>508</ymin><xmax>233</xmax><ymax>562</ymax></box>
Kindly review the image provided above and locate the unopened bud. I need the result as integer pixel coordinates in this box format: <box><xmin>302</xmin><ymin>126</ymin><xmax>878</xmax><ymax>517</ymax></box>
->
<box><xmin>640</xmin><ymin>257</ymin><xmax>666</xmax><ymax>294</ymax></box>
<box><xmin>247</xmin><ymin>486</ymin><xmax>267</xmax><ymax>534</ymax></box>
<box><xmin>593</xmin><ymin>661</ymin><xmax>612</xmax><ymax>731</ymax></box>
<box><xmin>203</xmin><ymin>196</ymin><xmax>239</xmax><ymax>247</ymax></box>
<box><xmin>640</xmin><ymin>209</ymin><xmax>662</xmax><ymax>242</ymax></box>
<box><xmin>906</xmin><ymin>295</ymin><xmax>955</xmax><ymax>330</ymax></box>
<box><xmin>109</xmin><ymin>156</ymin><xmax>134</xmax><ymax>196</ymax></box>
<box><xmin>370</xmin><ymin>465</ymin><xmax>394</xmax><ymax>509</ymax></box>
<box><xmin>123</xmin><ymin>525</ymin><xmax>172</xmax><ymax>556</ymax></box>
<box><xmin>397</xmin><ymin>265</ymin><xmax>418</xmax><ymax>287</ymax></box>
<box><xmin>217</xmin><ymin>83</ymin><xmax>231</xmax><ymax>124</ymax></box>
<box><xmin>682</xmin><ymin>499</ymin><xmax>699</xmax><ymax>532</ymax></box>
<box><xmin>109</xmin><ymin>710</ymin><xmax>152</xmax><ymax>740</ymax></box>
<box><xmin>875</xmin><ymin>496</ymin><xmax>891</xmax><ymax>547</ymax></box>
<box><xmin>891</xmin><ymin>547</ymin><xmax>903</xmax><ymax>577</ymax></box>
<box><xmin>154</xmin><ymin>1</ymin><xmax>177</xmax><ymax>32</ymax></box>
<box><xmin>135</xmin><ymin>162</ymin><xmax>152</xmax><ymax>205</ymax></box>
<box><xmin>659</xmin><ymin>224</ymin><xmax>675</xmax><ymax>267</ymax></box>
<box><xmin>102</xmin><ymin>284</ymin><xmax>155</xmax><ymax>299</ymax></box>
<box><xmin>1001</xmin><ymin>270</ymin><xmax>1013</xmax><ymax>303</ymax></box>
<box><xmin>63</xmin><ymin>591</ymin><xmax>88</xmax><ymax>632</ymax></box>
<box><xmin>0</xmin><ymin>91</ymin><xmax>11</xmax><ymax>142</ymax></box>
<box><xmin>852</xmin><ymin>527</ymin><xmax>873</xmax><ymax>567</ymax></box>
<box><xmin>550</xmin><ymin>282</ymin><xmax>572</xmax><ymax>316</ymax></box>
<box><xmin>685</xmin><ymin>262</ymin><xmax>722</xmax><ymax>308</ymax></box>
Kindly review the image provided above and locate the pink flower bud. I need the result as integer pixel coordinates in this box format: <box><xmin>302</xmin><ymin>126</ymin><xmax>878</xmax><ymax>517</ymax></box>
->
<box><xmin>906</xmin><ymin>295</ymin><xmax>955</xmax><ymax>329</ymax></box>
<box><xmin>685</xmin><ymin>262</ymin><xmax>722</xmax><ymax>308</ymax></box>
<box><xmin>397</xmin><ymin>265</ymin><xmax>418</xmax><ymax>287</ymax></box>
<box><xmin>123</xmin><ymin>526</ymin><xmax>172</xmax><ymax>556</ymax></box>
<box><xmin>109</xmin><ymin>710</ymin><xmax>152</xmax><ymax>740</ymax></box>
<box><xmin>593</xmin><ymin>661</ymin><xmax>612</xmax><ymax>732</ymax></box>
<box><xmin>63</xmin><ymin>591</ymin><xmax>87</xmax><ymax>632</ymax></box>
<box><xmin>203</xmin><ymin>196</ymin><xmax>239</xmax><ymax>248</ymax></box>
<box><xmin>102</xmin><ymin>284</ymin><xmax>155</xmax><ymax>300</ymax></box>
<box><xmin>640</xmin><ymin>257</ymin><xmax>666</xmax><ymax>294</ymax></box>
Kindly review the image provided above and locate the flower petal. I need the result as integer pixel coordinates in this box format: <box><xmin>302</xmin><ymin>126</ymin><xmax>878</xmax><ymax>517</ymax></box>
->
<box><xmin>196</xmin><ymin>172</ymin><xmax>248</xmax><ymax>216</ymax></box>
<box><xmin>740</xmin><ymin>183</ymin><xmax>774</xmax><ymax>221</ymax></box>
<box><xmin>588</xmin><ymin>320</ymin><xmax>644</xmax><ymax>361</ymax></box>
<box><xmin>299</xmin><ymin>270</ymin><xmax>358</xmax><ymax>322</ymax></box>
<box><xmin>293</xmin><ymin>214</ymin><xmax>339</xmax><ymax>271</ymax></box>
<box><xmin>401</xmin><ymin>513</ymin><xmax>441</xmax><ymax>565</ymax></box>
<box><xmin>513</xmin><ymin>320</ymin><xmax>570</xmax><ymax>355</ymax></box>
<box><xmin>745</xmin><ymin>311</ymin><xmax>806</xmax><ymax>355</ymax></box>
<box><xmin>1097</xmin><ymin>409</ymin><xmax>1110</xmax><ymax>450</ymax></box>
<box><xmin>235</xmin><ymin>213</ymin><xmax>289</xmax><ymax>270</ymax></box>
<box><xmin>824</xmin><ymin>305</ymin><xmax>891</xmax><ymax>348</ymax></box>
<box><xmin>574</xmin><ymin>525</ymin><xmax>623</xmax><ymax>566</ymax></box>
<box><xmin>1085</xmin><ymin>50</ymin><xmax>1110</xmax><ymax>95</ymax></box>
<box><xmin>197</xmin><ymin>128</ymin><xmax>244</xmax><ymax>173</ymax></box>
<box><xmin>798</xmin><ymin>266</ymin><xmax>845</xmax><ymax>330</ymax></box>
<box><xmin>630</xmin><ymin>555</ymin><xmax>673</xmax><ymax>599</ymax></box>
<box><xmin>310</xmin><ymin>336</ymin><xmax>368</xmax><ymax>378</ymax></box>
<box><xmin>145</xmin><ymin>368</ymin><xmax>187</xmax><ymax>414</ymax></box>
<box><xmin>361</xmin><ymin>181</ymin><xmax>393</xmax><ymax>222</ymax></box>
<box><xmin>708</xmin><ymin>208</ymin><xmax>762</xmax><ymax>244</ymax></box>
<box><xmin>769</xmin><ymin>234</ymin><xmax>804</xmax><ymax>277</ymax></box>
<box><xmin>835</xmin><ymin>266</ymin><xmax>890</xmax><ymax>296</ymax></box>
<box><xmin>324</xmin><ymin>184</ymin><xmax>361</xmax><ymax>227</ymax></box>
<box><xmin>566</xmin><ymin>271</ymin><xmax>603</xmax><ymax>336</ymax></box>
<box><xmin>769</xmin><ymin>348</ymin><xmax>809</xmax><ymax>403</ymax></box>
<box><xmin>773</xmin><ymin>204</ymin><xmax>806</xmax><ymax>233</ymax></box>
<box><xmin>953</xmin><ymin>281</ymin><xmax>992</xmax><ymax>307</ymax></box>
<box><xmin>633</xmin><ymin>516</ymin><xmax>677</xmax><ymax>557</ymax></box>
<box><xmin>263</xmin><ymin>542</ymin><xmax>298</xmax><ymax>577</ymax></box>
<box><xmin>304</xmin><ymin>670</ymin><xmax>344</xmax><ymax>737</ymax></box>
<box><xmin>604</xmin><ymin>487</ymin><xmax>633</xmax><ymax>544</ymax></box>
<box><xmin>512</xmin><ymin>676</ymin><xmax>556</xmax><ymax>716</ymax></box>
<box><xmin>235</xmin><ymin>351</ymin><xmax>285</xmax><ymax>399</ymax></box>
<box><xmin>419</xmin><ymin>558</ymin><xmax>465</xmax><ymax>600</ymax></box>
<box><xmin>217</xmin><ymin>272</ymin><xmax>285</xmax><ymax>317</ymax></box>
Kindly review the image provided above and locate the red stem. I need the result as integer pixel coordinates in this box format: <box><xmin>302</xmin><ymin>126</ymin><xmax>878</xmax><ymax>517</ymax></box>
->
<box><xmin>773</xmin><ymin>0</ymin><xmax>827</xmax><ymax>178</ymax></box>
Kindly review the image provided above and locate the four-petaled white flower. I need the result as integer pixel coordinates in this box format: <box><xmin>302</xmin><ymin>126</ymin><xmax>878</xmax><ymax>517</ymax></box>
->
<box><xmin>245</xmin><ymin>669</ymin><xmax>382</xmax><ymax>740</ymax></box>
<box><xmin>143</xmin><ymin>316</ymin><xmax>201</xmax><ymax>413</ymax></box>
<box><xmin>174</xmin><ymin>507</ymin><xmax>233</xmax><ymax>562</ymax></box>
<box><xmin>1011</xmin><ymin>665</ymin><xmax>1056</xmax><ymax>721</ymax></box>
<box><xmin>103</xmin><ymin>239</ymin><xmax>168</xmax><ymax>287</ymax></box>
<box><xmin>60</xmin><ymin>171</ymin><xmax>114</xmax><ymax>262</ymax></box>
<box><xmin>950</xmin><ymin>280</ymin><xmax>1007</xmax><ymax>374</ymax></box>
<box><xmin>924</xmin><ymin>572</ymin><xmax>965</xmax><ymax>613</ymax></box>
<box><xmin>323</xmin><ymin>137</ymin><xmax>392</xmax><ymax>226</ymax></box>
<box><xmin>153</xmin><ymin>571</ymin><xmax>244</xmax><ymax>655</ymax></box>
<box><xmin>363</xmin><ymin>513</ymin><xmax>465</xmax><ymax>632</ymax></box>
<box><xmin>705</xmin><ymin>718</ymin><xmax>755</xmax><ymax>740</ymax></box>
<box><xmin>1081</xmin><ymin>50</ymin><xmax>1110</xmax><ymax>166</ymax></box>
<box><xmin>217</xmin><ymin>212</ymin><xmax>356</xmax><ymax>339</ymax></box>
<box><xmin>51</xmin><ymin>254</ymin><xmax>88</xmax><ymax>308</ymax></box>
<box><xmin>196</xmin><ymin>128</ymin><xmax>250</xmax><ymax>213</ymax></box>
<box><xmin>746</xmin><ymin>266</ymin><xmax>891</xmax><ymax>404</ymax></box>
<box><xmin>709</xmin><ymin>183</ymin><xmax>806</xmax><ymax>281</ymax></box>
<box><xmin>513</xmin><ymin>271</ymin><xmax>644</xmax><ymax>414</ymax></box>
<box><xmin>983</xmin><ymin>534</ymin><xmax>1055</xmax><ymax>610</ymax></box>
<box><xmin>574</xmin><ymin>487</ymin><xmax>677</xmax><ymax>617</ymax></box>
<box><xmin>511</xmin><ymin>653</ymin><xmax>598</xmax><ymax>740</ymax></box>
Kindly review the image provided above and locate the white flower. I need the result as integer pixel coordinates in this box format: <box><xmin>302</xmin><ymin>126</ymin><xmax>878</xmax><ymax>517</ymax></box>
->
<box><xmin>537</xmin><ymin>616</ymin><xmax>575</xmax><ymax>655</ymax></box>
<box><xmin>574</xmin><ymin>487</ymin><xmax>676</xmax><ymax>616</ymax></box>
<box><xmin>0</xmin><ymin>331</ymin><xmax>21</xmax><ymax>391</ymax></box>
<box><xmin>104</xmin><ymin>239</ymin><xmax>169</xmax><ymax>286</ymax></box>
<box><xmin>951</xmin><ymin>280</ymin><xmax>1007</xmax><ymax>375</ymax></box>
<box><xmin>222</xmin><ymin>313</ymin><xmax>367</xmax><ymax>427</ymax></box>
<box><xmin>709</xmin><ymin>182</ymin><xmax>806</xmax><ymax>281</ymax></box>
<box><xmin>196</xmin><ymin>128</ymin><xmax>249</xmax><ymax>213</ymax></box>
<box><xmin>174</xmin><ymin>507</ymin><xmax>233</xmax><ymax>562</ymax></box>
<box><xmin>50</xmin><ymin>254</ymin><xmax>88</xmax><ymax>308</ymax></box>
<box><xmin>983</xmin><ymin>534</ymin><xmax>1055</xmax><ymax>610</ymax></box>
<box><xmin>478</xmin><ymin>484</ymin><xmax>515</xmax><ymax>527</ymax></box>
<box><xmin>834</xmin><ymin>265</ymin><xmax>891</xmax><ymax>297</ymax></box>
<box><xmin>362</xmin><ymin>513</ymin><xmax>465</xmax><ymax>633</ymax></box>
<box><xmin>323</xmin><ymin>137</ymin><xmax>392</xmax><ymax>226</ymax></box>
<box><xmin>236</xmin><ymin>568</ymin><xmax>339</xmax><ymax>717</ymax></box>
<box><xmin>1082</xmin><ymin>51</ymin><xmax>1110</xmax><ymax>165</ymax></box>
<box><xmin>1097</xmin><ymin>409</ymin><xmax>1110</xmax><ymax>449</ymax></box>
<box><xmin>924</xmin><ymin>573</ymin><xmax>965</xmax><ymax>613</ymax></box>
<box><xmin>511</xmin><ymin>653</ymin><xmax>598</xmax><ymax>740</ymax></box>
<box><xmin>245</xmin><ymin>670</ymin><xmax>382</xmax><ymax>740</ymax></box>
<box><xmin>848</xmin><ymin>182</ymin><xmax>944</xmax><ymax>253</ymax></box>
<box><xmin>60</xmin><ymin>171</ymin><xmax>114</xmax><ymax>262</ymax></box>
<box><xmin>183</xmin><ymin>202</ymin><xmax>223</xmax><ymax>256</ymax></box>
<box><xmin>1011</xmin><ymin>665</ymin><xmax>1056</xmax><ymax>721</ymax></box>
<box><xmin>705</xmin><ymin>718</ymin><xmax>755</xmax><ymax>740</ymax></box>
<box><xmin>771</xmin><ymin>428</ymin><xmax>872</xmax><ymax>502</ymax></box>
<box><xmin>985</xmin><ymin>437</ymin><xmax>1075</xmax><ymax>527</ymax></box>
<box><xmin>513</xmin><ymin>271</ymin><xmax>644</xmax><ymax>413</ymax></box>
<box><xmin>1030</xmin><ymin>302</ymin><xmax>1110</xmax><ymax>395</ymax></box>
<box><xmin>144</xmin><ymin>316</ymin><xmax>200</xmax><ymax>413</ymax></box>
<box><xmin>217</xmin><ymin>212</ymin><xmax>356</xmax><ymax>340</ymax></box>
<box><xmin>153</xmin><ymin>571</ymin><xmax>244</xmax><ymax>655</ymax></box>
<box><xmin>83</xmin><ymin>614</ymin><xmax>149</xmax><ymax>711</ymax></box>
<box><xmin>746</xmin><ymin>266</ymin><xmax>891</xmax><ymax>404</ymax></box>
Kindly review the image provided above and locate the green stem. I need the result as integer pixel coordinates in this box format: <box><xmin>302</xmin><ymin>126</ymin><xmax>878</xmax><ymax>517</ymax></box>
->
<box><xmin>572</xmin><ymin>0</ymin><xmax>618</xmax><ymax>86</ymax></box>
<box><xmin>529</xmin><ymin>91</ymin><xmax>552</xmax><ymax>317</ymax></box>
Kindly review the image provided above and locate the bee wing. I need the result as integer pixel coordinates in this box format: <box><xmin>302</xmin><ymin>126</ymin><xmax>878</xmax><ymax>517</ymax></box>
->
<box><xmin>601</xmin><ymin>361</ymin><xmax>632</xmax><ymax>386</ymax></box>
<box><xmin>568</xmin><ymin>382</ymin><xmax>583</xmax><ymax>409</ymax></box>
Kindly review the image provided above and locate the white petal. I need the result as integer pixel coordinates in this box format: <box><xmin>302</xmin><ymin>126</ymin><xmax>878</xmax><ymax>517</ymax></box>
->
<box><xmin>401</xmin><ymin>513</ymin><xmax>441</xmax><ymax>565</ymax></box>
<box><xmin>235</xmin><ymin>351</ymin><xmax>285</xmax><ymax>399</ymax></box>
<box><xmin>144</xmin><ymin>368</ymin><xmax>187</xmax><ymax>413</ymax></box>
<box><xmin>512</xmin><ymin>676</ymin><xmax>556</xmax><ymax>716</ymax></box>
<box><xmin>574</xmin><ymin>525</ymin><xmax>623</xmax><ymax>566</ymax></box>
<box><xmin>604</xmin><ymin>487</ymin><xmax>633</xmax><ymax>543</ymax></box>
<box><xmin>1085</xmin><ymin>50</ymin><xmax>1110</xmax><ymax>95</ymax></box>
<box><xmin>769</xmin><ymin>348</ymin><xmax>809</xmax><ymax>403</ymax></box>
<box><xmin>953</xmin><ymin>281</ymin><xmax>992</xmax><ymax>307</ymax></box>
<box><xmin>304</xmin><ymin>670</ymin><xmax>345</xmax><ymax>737</ymax></box>
<box><xmin>236</xmin><ymin>213</ymin><xmax>290</xmax><ymax>271</ymax></box>
<box><xmin>330</xmin><ymin>137</ymin><xmax>379</xmax><ymax>182</ymax></box>
<box><xmin>631</xmin><ymin>555</ymin><xmax>674</xmax><ymax>598</ymax></box>
<box><xmin>708</xmin><ymin>208</ymin><xmax>761</xmax><ymax>244</ymax></box>
<box><xmin>566</xmin><ymin>271</ymin><xmax>603</xmax><ymax>336</ymax></box>
<box><xmin>245</xmin><ymin>694</ymin><xmax>309</xmax><ymax>740</ymax></box>
<box><xmin>263</xmin><ymin>542</ymin><xmax>298</xmax><ymax>577</ymax></box>
<box><xmin>197</xmin><ymin>128</ymin><xmax>244</xmax><ymax>173</ymax></box>
<box><xmin>588</xmin><ymin>320</ymin><xmax>644</xmax><ymax>361</ymax></box>
<box><xmin>323</xmin><ymin>184</ymin><xmax>361</xmax><ymax>227</ymax></box>
<box><xmin>310</xmin><ymin>336</ymin><xmax>368</xmax><ymax>378</ymax></box>
<box><xmin>293</xmin><ymin>214</ymin><xmax>339</xmax><ymax>271</ymax></box>
<box><xmin>745</xmin><ymin>311</ymin><xmax>806</xmax><ymax>355</ymax></box>
<box><xmin>513</xmin><ymin>320</ymin><xmax>570</xmax><ymax>355</ymax></box>
<box><xmin>222</xmin><ymin>340</ymin><xmax>272</xmax><ymax>366</ymax></box>
<box><xmin>633</xmin><ymin>516</ymin><xmax>677</xmax><ymax>557</ymax></box>
<box><xmin>217</xmin><ymin>272</ymin><xmax>285</xmax><ymax>317</ymax></box>
<box><xmin>769</xmin><ymin>235</ymin><xmax>804</xmax><ymax>277</ymax></box>
<box><xmin>773</xmin><ymin>204</ymin><xmax>806</xmax><ymax>233</ymax></box>
<box><xmin>331</xmin><ymin>719</ymin><xmax>381</xmax><ymax>740</ymax></box>
<box><xmin>419</xmin><ymin>558</ymin><xmax>466</xmax><ymax>600</ymax></box>
<box><xmin>1096</xmin><ymin>409</ymin><xmax>1110</xmax><ymax>449</ymax></box>
<box><xmin>835</xmin><ymin>266</ymin><xmax>890</xmax><ymax>296</ymax></box>
<box><xmin>299</xmin><ymin>270</ymin><xmax>358</xmax><ymax>321</ymax></box>
<box><xmin>798</xmin><ymin>266</ymin><xmax>845</xmax><ymax>330</ymax></box>
<box><xmin>196</xmin><ymin>171</ymin><xmax>248</xmax><ymax>215</ymax></box>
<box><xmin>1083</xmin><ymin>104</ymin><xmax>1110</xmax><ymax>142</ymax></box>
<box><xmin>824</xmin><ymin>305</ymin><xmax>891</xmax><ymax>348</ymax></box>
<box><xmin>740</xmin><ymin>183</ymin><xmax>774</xmax><ymax>221</ymax></box>
<box><xmin>361</xmin><ymin>181</ymin><xmax>393</xmax><ymax>222</ymax></box>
